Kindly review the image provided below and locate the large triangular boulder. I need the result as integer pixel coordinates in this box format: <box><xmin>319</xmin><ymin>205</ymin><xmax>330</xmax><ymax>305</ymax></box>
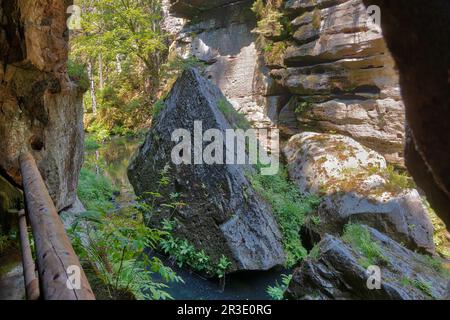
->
<box><xmin>128</xmin><ymin>68</ymin><xmax>285</xmax><ymax>272</ymax></box>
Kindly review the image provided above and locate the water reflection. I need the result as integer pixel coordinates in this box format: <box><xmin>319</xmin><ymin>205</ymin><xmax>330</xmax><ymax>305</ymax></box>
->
<box><xmin>84</xmin><ymin>135</ymin><xmax>142</xmax><ymax>207</ymax></box>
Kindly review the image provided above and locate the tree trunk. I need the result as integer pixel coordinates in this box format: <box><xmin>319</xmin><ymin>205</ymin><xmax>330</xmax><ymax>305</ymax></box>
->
<box><xmin>98</xmin><ymin>53</ymin><xmax>104</xmax><ymax>89</ymax></box>
<box><xmin>87</xmin><ymin>59</ymin><xmax>97</xmax><ymax>115</ymax></box>
<box><xmin>116</xmin><ymin>54</ymin><xmax>122</xmax><ymax>74</ymax></box>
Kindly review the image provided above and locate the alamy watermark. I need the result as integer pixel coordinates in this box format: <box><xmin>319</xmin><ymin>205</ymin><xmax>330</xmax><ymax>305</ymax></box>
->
<box><xmin>366</xmin><ymin>265</ymin><xmax>382</xmax><ymax>290</ymax></box>
<box><xmin>67</xmin><ymin>5</ymin><xmax>82</xmax><ymax>31</ymax></box>
<box><xmin>171</xmin><ymin>121</ymin><xmax>280</xmax><ymax>176</ymax></box>
<box><xmin>66</xmin><ymin>265</ymin><xmax>81</xmax><ymax>290</ymax></box>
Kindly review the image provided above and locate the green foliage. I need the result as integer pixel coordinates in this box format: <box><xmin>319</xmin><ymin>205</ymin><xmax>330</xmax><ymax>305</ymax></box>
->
<box><xmin>381</xmin><ymin>165</ymin><xmax>416</xmax><ymax>194</ymax></box>
<box><xmin>150</xmin><ymin>98</ymin><xmax>166</xmax><ymax>119</ymax></box>
<box><xmin>68</xmin><ymin>59</ymin><xmax>89</xmax><ymax>90</ymax></box>
<box><xmin>77</xmin><ymin>168</ymin><xmax>117</xmax><ymax>211</ymax></box>
<box><xmin>217</xmin><ymin>255</ymin><xmax>232</xmax><ymax>279</ymax></box>
<box><xmin>250</xmin><ymin>165</ymin><xmax>321</xmax><ymax>267</ymax></box>
<box><xmin>74</xmin><ymin>163</ymin><xmax>183</xmax><ymax>300</ymax></box>
<box><xmin>158</xmin><ymin>219</ymin><xmax>232</xmax><ymax>278</ymax></box>
<box><xmin>251</xmin><ymin>0</ymin><xmax>290</xmax><ymax>39</ymax></box>
<box><xmin>342</xmin><ymin>223</ymin><xmax>389</xmax><ymax>268</ymax></box>
<box><xmin>72</xmin><ymin>0</ymin><xmax>169</xmax><ymax>136</ymax></box>
<box><xmin>85</xmin><ymin>135</ymin><xmax>101</xmax><ymax>150</ymax></box>
<box><xmin>426</xmin><ymin>204</ymin><xmax>450</xmax><ymax>259</ymax></box>
<box><xmin>263</xmin><ymin>41</ymin><xmax>286</xmax><ymax>66</ymax></box>
<box><xmin>217</xmin><ymin>98</ymin><xmax>251</xmax><ymax>130</ymax></box>
<box><xmin>267</xmin><ymin>274</ymin><xmax>292</xmax><ymax>300</ymax></box>
<box><xmin>422</xmin><ymin>254</ymin><xmax>450</xmax><ymax>278</ymax></box>
<box><xmin>309</xmin><ymin>245</ymin><xmax>321</xmax><ymax>260</ymax></box>
<box><xmin>400</xmin><ymin>277</ymin><xmax>434</xmax><ymax>298</ymax></box>
<box><xmin>68</xmin><ymin>208</ymin><xmax>182</xmax><ymax>300</ymax></box>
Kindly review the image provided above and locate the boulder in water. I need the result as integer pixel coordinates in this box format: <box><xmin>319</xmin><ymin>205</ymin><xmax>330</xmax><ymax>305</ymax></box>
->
<box><xmin>128</xmin><ymin>68</ymin><xmax>285</xmax><ymax>272</ymax></box>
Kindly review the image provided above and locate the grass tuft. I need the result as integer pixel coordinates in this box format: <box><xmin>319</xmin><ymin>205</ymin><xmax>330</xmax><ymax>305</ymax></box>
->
<box><xmin>343</xmin><ymin>223</ymin><xmax>389</xmax><ymax>268</ymax></box>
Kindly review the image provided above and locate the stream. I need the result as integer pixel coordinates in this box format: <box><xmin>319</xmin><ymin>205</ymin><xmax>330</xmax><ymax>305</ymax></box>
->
<box><xmin>84</xmin><ymin>135</ymin><xmax>287</xmax><ymax>300</ymax></box>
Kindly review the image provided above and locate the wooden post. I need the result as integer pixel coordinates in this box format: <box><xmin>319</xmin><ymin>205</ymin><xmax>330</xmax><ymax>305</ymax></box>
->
<box><xmin>19</xmin><ymin>153</ymin><xmax>95</xmax><ymax>300</ymax></box>
<box><xmin>18</xmin><ymin>209</ymin><xmax>40</xmax><ymax>300</ymax></box>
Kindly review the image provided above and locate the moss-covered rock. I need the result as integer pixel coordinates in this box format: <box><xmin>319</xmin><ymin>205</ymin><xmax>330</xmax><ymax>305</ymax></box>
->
<box><xmin>284</xmin><ymin>132</ymin><xmax>435</xmax><ymax>254</ymax></box>
<box><xmin>286</xmin><ymin>226</ymin><xmax>449</xmax><ymax>300</ymax></box>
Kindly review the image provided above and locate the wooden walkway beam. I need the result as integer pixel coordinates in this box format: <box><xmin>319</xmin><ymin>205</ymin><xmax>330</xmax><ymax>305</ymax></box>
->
<box><xmin>20</xmin><ymin>153</ymin><xmax>95</xmax><ymax>300</ymax></box>
<box><xmin>18</xmin><ymin>209</ymin><xmax>40</xmax><ymax>300</ymax></box>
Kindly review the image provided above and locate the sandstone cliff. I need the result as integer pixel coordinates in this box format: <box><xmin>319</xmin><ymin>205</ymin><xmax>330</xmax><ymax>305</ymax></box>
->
<box><xmin>164</xmin><ymin>0</ymin><xmax>406</xmax><ymax>165</ymax></box>
<box><xmin>0</xmin><ymin>0</ymin><xmax>84</xmax><ymax>211</ymax></box>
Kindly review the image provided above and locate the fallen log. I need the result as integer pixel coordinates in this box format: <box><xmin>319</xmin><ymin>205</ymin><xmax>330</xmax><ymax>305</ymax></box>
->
<box><xmin>20</xmin><ymin>153</ymin><xmax>95</xmax><ymax>300</ymax></box>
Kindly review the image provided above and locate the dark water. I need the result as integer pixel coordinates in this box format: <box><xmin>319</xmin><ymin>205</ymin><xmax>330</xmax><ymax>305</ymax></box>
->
<box><xmin>84</xmin><ymin>135</ymin><xmax>287</xmax><ymax>300</ymax></box>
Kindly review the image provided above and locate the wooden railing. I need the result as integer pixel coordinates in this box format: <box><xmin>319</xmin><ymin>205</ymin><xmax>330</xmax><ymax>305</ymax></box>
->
<box><xmin>18</xmin><ymin>153</ymin><xmax>95</xmax><ymax>300</ymax></box>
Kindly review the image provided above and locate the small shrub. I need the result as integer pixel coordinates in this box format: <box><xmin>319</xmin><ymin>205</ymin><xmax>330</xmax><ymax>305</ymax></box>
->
<box><xmin>159</xmin><ymin>219</ymin><xmax>232</xmax><ymax>278</ymax></box>
<box><xmin>251</xmin><ymin>164</ymin><xmax>321</xmax><ymax>267</ymax></box>
<box><xmin>343</xmin><ymin>223</ymin><xmax>389</xmax><ymax>268</ymax></box>
<box><xmin>68</xmin><ymin>208</ymin><xmax>182</xmax><ymax>300</ymax></box>
<box><xmin>381</xmin><ymin>165</ymin><xmax>415</xmax><ymax>194</ymax></box>
<box><xmin>267</xmin><ymin>274</ymin><xmax>292</xmax><ymax>300</ymax></box>
<box><xmin>251</xmin><ymin>0</ymin><xmax>290</xmax><ymax>39</ymax></box>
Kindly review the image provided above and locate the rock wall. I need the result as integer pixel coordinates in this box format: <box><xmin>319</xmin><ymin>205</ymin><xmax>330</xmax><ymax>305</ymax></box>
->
<box><xmin>0</xmin><ymin>0</ymin><xmax>84</xmax><ymax>211</ymax></box>
<box><xmin>164</xmin><ymin>0</ymin><xmax>279</xmax><ymax>129</ymax></box>
<box><xmin>360</xmin><ymin>0</ymin><xmax>450</xmax><ymax>228</ymax></box>
<box><xmin>165</xmin><ymin>0</ymin><xmax>406</xmax><ymax>165</ymax></box>
<box><xmin>271</xmin><ymin>0</ymin><xmax>405</xmax><ymax>164</ymax></box>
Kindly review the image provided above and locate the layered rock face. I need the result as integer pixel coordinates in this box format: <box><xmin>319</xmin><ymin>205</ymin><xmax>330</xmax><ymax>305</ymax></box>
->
<box><xmin>270</xmin><ymin>0</ymin><xmax>405</xmax><ymax>165</ymax></box>
<box><xmin>360</xmin><ymin>0</ymin><xmax>450</xmax><ymax>228</ymax></box>
<box><xmin>0</xmin><ymin>0</ymin><xmax>84</xmax><ymax>211</ymax></box>
<box><xmin>128</xmin><ymin>68</ymin><xmax>285</xmax><ymax>272</ymax></box>
<box><xmin>164</xmin><ymin>0</ymin><xmax>279</xmax><ymax>129</ymax></box>
<box><xmin>166</xmin><ymin>0</ymin><xmax>406</xmax><ymax>165</ymax></box>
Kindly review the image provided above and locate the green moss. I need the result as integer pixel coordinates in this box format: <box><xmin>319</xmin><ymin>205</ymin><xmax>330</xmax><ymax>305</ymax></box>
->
<box><xmin>309</xmin><ymin>245</ymin><xmax>321</xmax><ymax>260</ymax></box>
<box><xmin>424</xmin><ymin>202</ymin><xmax>450</xmax><ymax>259</ymax></box>
<box><xmin>343</xmin><ymin>223</ymin><xmax>389</xmax><ymax>268</ymax></box>
<box><xmin>250</xmin><ymin>165</ymin><xmax>321</xmax><ymax>267</ymax></box>
<box><xmin>295</xmin><ymin>101</ymin><xmax>311</xmax><ymax>115</ymax></box>
<box><xmin>312</xmin><ymin>8</ymin><xmax>322</xmax><ymax>29</ymax></box>
<box><xmin>217</xmin><ymin>98</ymin><xmax>251</xmax><ymax>130</ymax></box>
<box><xmin>422</xmin><ymin>254</ymin><xmax>450</xmax><ymax>278</ymax></box>
<box><xmin>151</xmin><ymin>98</ymin><xmax>166</xmax><ymax>119</ymax></box>
<box><xmin>85</xmin><ymin>135</ymin><xmax>100</xmax><ymax>150</ymax></box>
